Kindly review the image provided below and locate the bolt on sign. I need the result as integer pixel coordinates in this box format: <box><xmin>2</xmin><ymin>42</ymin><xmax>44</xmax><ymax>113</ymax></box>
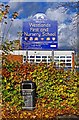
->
<box><xmin>22</xmin><ymin>13</ymin><xmax>58</xmax><ymax>50</ymax></box>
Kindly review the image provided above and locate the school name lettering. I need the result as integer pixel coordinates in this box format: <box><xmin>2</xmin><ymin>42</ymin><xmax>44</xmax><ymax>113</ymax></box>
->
<box><xmin>24</xmin><ymin>32</ymin><xmax>56</xmax><ymax>37</ymax></box>
<box><xmin>29</xmin><ymin>23</ymin><xmax>51</xmax><ymax>33</ymax></box>
<box><xmin>29</xmin><ymin>23</ymin><xmax>51</xmax><ymax>27</ymax></box>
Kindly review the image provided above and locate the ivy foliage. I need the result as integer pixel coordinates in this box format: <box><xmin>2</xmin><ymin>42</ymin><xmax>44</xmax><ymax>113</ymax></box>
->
<box><xmin>2</xmin><ymin>60</ymin><xmax>79</xmax><ymax>112</ymax></box>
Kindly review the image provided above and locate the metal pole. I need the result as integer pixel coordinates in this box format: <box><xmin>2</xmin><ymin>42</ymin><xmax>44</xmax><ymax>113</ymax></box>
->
<box><xmin>52</xmin><ymin>50</ymin><xmax>54</xmax><ymax>62</ymax></box>
<box><xmin>26</xmin><ymin>50</ymin><xmax>28</xmax><ymax>62</ymax></box>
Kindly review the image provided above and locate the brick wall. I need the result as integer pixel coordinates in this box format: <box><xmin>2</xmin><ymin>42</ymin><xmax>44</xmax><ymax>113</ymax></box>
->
<box><xmin>2</xmin><ymin>54</ymin><xmax>23</xmax><ymax>63</ymax></box>
<box><xmin>72</xmin><ymin>52</ymin><xmax>75</xmax><ymax>70</ymax></box>
<box><xmin>6</xmin><ymin>54</ymin><xmax>23</xmax><ymax>63</ymax></box>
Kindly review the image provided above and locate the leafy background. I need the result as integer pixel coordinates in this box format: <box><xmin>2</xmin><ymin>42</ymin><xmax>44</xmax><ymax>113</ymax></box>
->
<box><xmin>1</xmin><ymin>57</ymin><xmax>79</xmax><ymax>119</ymax></box>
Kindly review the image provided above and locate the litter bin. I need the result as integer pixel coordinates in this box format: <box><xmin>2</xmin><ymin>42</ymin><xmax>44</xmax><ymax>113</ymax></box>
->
<box><xmin>21</xmin><ymin>80</ymin><xmax>36</xmax><ymax>110</ymax></box>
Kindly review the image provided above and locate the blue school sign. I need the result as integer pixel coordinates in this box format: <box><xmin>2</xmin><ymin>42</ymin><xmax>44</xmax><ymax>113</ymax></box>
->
<box><xmin>22</xmin><ymin>13</ymin><xmax>58</xmax><ymax>50</ymax></box>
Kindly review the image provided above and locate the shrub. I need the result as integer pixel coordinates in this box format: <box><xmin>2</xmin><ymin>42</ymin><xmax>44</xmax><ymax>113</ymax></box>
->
<box><xmin>2</xmin><ymin>60</ymin><xmax>79</xmax><ymax>115</ymax></box>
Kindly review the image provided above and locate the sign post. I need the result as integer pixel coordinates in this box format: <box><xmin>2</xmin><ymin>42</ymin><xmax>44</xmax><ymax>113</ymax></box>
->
<box><xmin>22</xmin><ymin>13</ymin><xmax>58</xmax><ymax>50</ymax></box>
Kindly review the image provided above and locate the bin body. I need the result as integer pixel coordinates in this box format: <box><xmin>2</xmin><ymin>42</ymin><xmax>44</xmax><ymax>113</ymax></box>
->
<box><xmin>21</xmin><ymin>81</ymin><xmax>36</xmax><ymax>110</ymax></box>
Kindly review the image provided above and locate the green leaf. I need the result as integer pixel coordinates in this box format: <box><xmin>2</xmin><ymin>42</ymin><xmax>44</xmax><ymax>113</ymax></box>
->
<box><xmin>13</xmin><ymin>90</ymin><xmax>17</xmax><ymax>95</ymax></box>
<box><xmin>2</xmin><ymin>90</ymin><xmax>9</xmax><ymax>96</ymax></box>
<box><xmin>59</xmin><ymin>79</ymin><xmax>63</xmax><ymax>82</ymax></box>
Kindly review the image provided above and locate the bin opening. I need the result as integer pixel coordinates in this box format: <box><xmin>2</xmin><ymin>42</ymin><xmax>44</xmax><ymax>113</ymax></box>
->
<box><xmin>23</xmin><ymin>84</ymin><xmax>31</xmax><ymax>89</ymax></box>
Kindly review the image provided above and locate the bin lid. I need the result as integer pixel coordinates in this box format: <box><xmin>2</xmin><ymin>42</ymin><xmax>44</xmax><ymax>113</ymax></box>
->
<box><xmin>21</xmin><ymin>80</ymin><xmax>36</xmax><ymax>89</ymax></box>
